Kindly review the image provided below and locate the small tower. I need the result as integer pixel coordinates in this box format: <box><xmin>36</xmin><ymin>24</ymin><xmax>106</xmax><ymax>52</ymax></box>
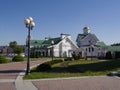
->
<box><xmin>83</xmin><ymin>26</ymin><xmax>90</xmax><ymax>35</ymax></box>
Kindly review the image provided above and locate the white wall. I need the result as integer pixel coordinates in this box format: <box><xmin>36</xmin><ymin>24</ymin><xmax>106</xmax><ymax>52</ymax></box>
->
<box><xmin>53</xmin><ymin>37</ymin><xmax>77</xmax><ymax>57</ymax></box>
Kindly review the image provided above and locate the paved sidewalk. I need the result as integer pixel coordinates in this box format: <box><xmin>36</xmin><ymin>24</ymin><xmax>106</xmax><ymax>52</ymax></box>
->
<box><xmin>1</xmin><ymin>59</ymin><xmax>120</xmax><ymax>90</ymax></box>
<box><xmin>15</xmin><ymin>65</ymin><xmax>38</xmax><ymax>90</ymax></box>
<box><xmin>0</xmin><ymin>59</ymin><xmax>49</xmax><ymax>90</ymax></box>
<box><xmin>32</xmin><ymin>76</ymin><xmax>120</xmax><ymax>90</ymax></box>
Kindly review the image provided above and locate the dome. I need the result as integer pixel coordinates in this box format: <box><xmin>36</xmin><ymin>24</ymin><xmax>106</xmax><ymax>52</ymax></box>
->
<box><xmin>83</xmin><ymin>26</ymin><xmax>90</xmax><ymax>35</ymax></box>
<box><xmin>83</xmin><ymin>26</ymin><xmax>90</xmax><ymax>30</ymax></box>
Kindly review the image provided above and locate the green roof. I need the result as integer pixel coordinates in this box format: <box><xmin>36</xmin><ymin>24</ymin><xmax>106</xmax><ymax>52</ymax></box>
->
<box><xmin>30</xmin><ymin>40</ymin><xmax>44</xmax><ymax>46</ymax></box>
<box><xmin>77</xmin><ymin>34</ymin><xmax>86</xmax><ymax>40</ymax></box>
<box><xmin>106</xmin><ymin>46</ymin><xmax>120</xmax><ymax>52</ymax></box>
<box><xmin>96</xmin><ymin>41</ymin><xmax>106</xmax><ymax>47</ymax></box>
<box><xmin>96</xmin><ymin>42</ymin><xmax>120</xmax><ymax>52</ymax></box>
<box><xmin>30</xmin><ymin>37</ymin><xmax>62</xmax><ymax>48</ymax></box>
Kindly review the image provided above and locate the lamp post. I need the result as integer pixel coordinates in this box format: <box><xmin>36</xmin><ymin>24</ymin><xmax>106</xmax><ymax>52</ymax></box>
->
<box><xmin>24</xmin><ymin>17</ymin><xmax>35</xmax><ymax>75</ymax></box>
<box><xmin>51</xmin><ymin>40</ymin><xmax>54</xmax><ymax>61</ymax></box>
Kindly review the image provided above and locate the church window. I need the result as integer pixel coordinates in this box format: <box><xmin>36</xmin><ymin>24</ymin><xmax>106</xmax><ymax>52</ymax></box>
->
<box><xmin>92</xmin><ymin>47</ymin><xmax>94</xmax><ymax>52</ymax></box>
<box><xmin>89</xmin><ymin>48</ymin><xmax>90</xmax><ymax>52</ymax></box>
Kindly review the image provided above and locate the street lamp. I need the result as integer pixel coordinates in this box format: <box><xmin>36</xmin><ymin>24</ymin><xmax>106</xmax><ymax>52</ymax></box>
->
<box><xmin>51</xmin><ymin>40</ymin><xmax>54</xmax><ymax>61</ymax></box>
<box><xmin>24</xmin><ymin>17</ymin><xmax>35</xmax><ymax>75</ymax></box>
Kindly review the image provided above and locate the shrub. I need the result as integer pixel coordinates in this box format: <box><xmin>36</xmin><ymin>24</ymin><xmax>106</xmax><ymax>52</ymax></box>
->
<box><xmin>115</xmin><ymin>51</ymin><xmax>120</xmax><ymax>59</ymax></box>
<box><xmin>30</xmin><ymin>52</ymin><xmax>36</xmax><ymax>58</ymax></box>
<box><xmin>64</xmin><ymin>57</ymin><xmax>72</xmax><ymax>61</ymax></box>
<box><xmin>72</xmin><ymin>52</ymin><xmax>82</xmax><ymax>60</ymax></box>
<box><xmin>12</xmin><ymin>55</ymin><xmax>24</xmax><ymax>62</ymax></box>
<box><xmin>36</xmin><ymin>59</ymin><xmax>63</xmax><ymax>72</ymax></box>
<box><xmin>30</xmin><ymin>52</ymin><xmax>39</xmax><ymax>58</ymax></box>
<box><xmin>46</xmin><ymin>59</ymin><xmax>63</xmax><ymax>65</ymax></box>
<box><xmin>36</xmin><ymin>63</ymin><xmax>51</xmax><ymax>71</ymax></box>
<box><xmin>0</xmin><ymin>55</ymin><xmax>9</xmax><ymax>63</ymax></box>
<box><xmin>105</xmin><ymin>51</ymin><xmax>112</xmax><ymax>59</ymax></box>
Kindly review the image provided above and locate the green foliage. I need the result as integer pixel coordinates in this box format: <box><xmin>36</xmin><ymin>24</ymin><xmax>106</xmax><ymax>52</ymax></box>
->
<box><xmin>115</xmin><ymin>51</ymin><xmax>120</xmax><ymax>59</ymax></box>
<box><xmin>36</xmin><ymin>59</ymin><xmax>63</xmax><ymax>72</ymax></box>
<box><xmin>9</xmin><ymin>41</ymin><xmax>17</xmax><ymax>48</ymax></box>
<box><xmin>45</xmin><ymin>59</ymin><xmax>63</xmax><ymax>65</ymax></box>
<box><xmin>9</xmin><ymin>41</ymin><xmax>24</xmax><ymax>55</ymax></box>
<box><xmin>14</xmin><ymin>46</ymin><xmax>23</xmax><ymax>55</ymax></box>
<box><xmin>24</xmin><ymin>60</ymin><xmax>120</xmax><ymax>79</ymax></box>
<box><xmin>72</xmin><ymin>52</ymin><xmax>82</xmax><ymax>60</ymax></box>
<box><xmin>30</xmin><ymin>52</ymin><xmax>39</xmax><ymax>58</ymax></box>
<box><xmin>0</xmin><ymin>55</ymin><xmax>9</xmax><ymax>63</ymax></box>
<box><xmin>105</xmin><ymin>51</ymin><xmax>112</xmax><ymax>59</ymax></box>
<box><xmin>37</xmin><ymin>63</ymin><xmax>51</xmax><ymax>71</ymax></box>
<box><xmin>64</xmin><ymin>57</ymin><xmax>72</xmax><ymax>61</ymax></box>
<box><xmin>12</xmin><ymin>55</ymin><xmax>24</xmax><ymax>62</ymax></box>
<box><xmin>30</xmin><ymin>52</ymin><xmax>36</xmax><ymax>58</ymax></box>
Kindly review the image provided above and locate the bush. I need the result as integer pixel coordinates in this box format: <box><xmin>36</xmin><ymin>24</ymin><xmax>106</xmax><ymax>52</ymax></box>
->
<box><xmin>36</xmin><ymin>59</ymin><xmax>63</xmax><ymax>72</ymax></box>
<box><xmin>105</xmin><ymin>51</ymin><xmax>112</xmax><ymax>59</ymax></box>
<box><xmin>72</xmin><ymin>52</ymin><xmax>82</xmax><ymax>60</ymax></box>
<box><xmin>46</xmin><ymin>59</ymin><xmax>63</xmax><ymax>65</ymax></box>
<box><xmin>36</xmin><ymin>63</ymin><xmax>51</xmax><ymax>71</ymax></box>
<box><xmin>30</xmin><ymin>52</ymin><xmax>39</xmax><ymax>58</ymax></box>
<box><xmin>0</xmin><ymin>55</ymin><xmax>9</xmax><ymax>64</ymax></box>
<box><xmin>115</xmin><ymin>51</ymin><xmax>120</xmax><ymax>59</ymax></box>
<box><xmin>12</xmin><ymin>55</ymin><xmax>24</xmax><ymax>62</ymax></box>
<box><xmin>64</xmin><ymin>57</ymin><xmax>72</xmax><ymax>61</ymax></box>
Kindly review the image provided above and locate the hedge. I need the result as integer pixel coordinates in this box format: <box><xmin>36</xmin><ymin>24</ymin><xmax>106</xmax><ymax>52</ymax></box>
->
<box><xmin>36</xmin><ymin>59</ymin><xmax>63</xmax><ymax>71</ymax></box>
<box><xmin>12</xmin><ymin>55</ymin><xmax>24</xmax><ymax>62</ymax></box>
<box><xmin>0</xmin><ymin>55</ymin><xmax>9</xmax><ymax>64</ymax></box>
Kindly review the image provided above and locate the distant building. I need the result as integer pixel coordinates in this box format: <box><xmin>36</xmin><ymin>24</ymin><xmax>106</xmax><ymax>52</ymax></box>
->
<box><xmin>0</xmin><ymin>46</ymin><xmax>13</xmax><ymax>55</ymax></box>
<box><xmin>25</xmin><ymin>34</ymin><xmax>78</xmax><ymax>57</ymax></box>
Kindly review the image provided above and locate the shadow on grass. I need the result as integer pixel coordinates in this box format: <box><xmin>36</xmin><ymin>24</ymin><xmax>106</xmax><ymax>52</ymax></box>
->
<box><xmin>46</xmin><ymin>60</ymin><xmax>120</xmax><ymax>73</ymax></box>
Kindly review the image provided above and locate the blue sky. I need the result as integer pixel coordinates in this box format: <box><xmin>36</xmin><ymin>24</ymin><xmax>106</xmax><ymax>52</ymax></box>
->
<box><xmin>0</xmin><ymin>0</ymin><xmax>120</xmax><ymax>45</ymax></box>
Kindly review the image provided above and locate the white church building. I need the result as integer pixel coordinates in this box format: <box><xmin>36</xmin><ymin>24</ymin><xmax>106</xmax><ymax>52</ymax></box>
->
<box><xmin>25</xmin><ymin>26</ymin><xmax>107</xmax><ymax>58</ymax></box>
<box><xmin>76</xmin><ymin>26</ymin><xmax>106</xmax><ymax>58</ymax></box>
<box><xmin>25</xmin><ymin>34</ymin><xmax>78</xmax><ymax>57</ymax></box>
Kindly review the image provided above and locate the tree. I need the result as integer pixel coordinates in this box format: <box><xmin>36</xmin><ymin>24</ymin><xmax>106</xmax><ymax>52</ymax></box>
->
<box><xmin>105</xmin><ymin>51</ymin><xmax>112</xmax><ymax>59</ymax></box>
<box><xmin>14</xmin><ymin>46</ymin><xmax>23</xmax><ymax>55</ymax></box>
<box><xmin>9</xmin><ymin>41</ymin><xmax>17</xmax><ymax>48</ymax></box>
<box><xmin>9</xmin><ymin>41</ymin><xmax>24</xmax><ymax>55</ymax></box>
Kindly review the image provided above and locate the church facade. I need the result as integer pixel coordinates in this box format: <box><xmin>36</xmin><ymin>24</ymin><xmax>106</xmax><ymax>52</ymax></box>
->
<box><xmin>25</xmin><ymin>34</ymin><xmax>78</xmax><ymax>57</ymax></box>
<box><xmin>25</xmin><ymin>26</ymin><xmax>108</xmax><ymax>58</ymax></box>
<box><xmin>76</xmin><ymin>26</ymin><xmax>106</xmax><ymax>58</ymax></box>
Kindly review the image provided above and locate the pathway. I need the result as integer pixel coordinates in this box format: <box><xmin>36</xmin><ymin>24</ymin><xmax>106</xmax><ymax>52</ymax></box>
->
<box><xmin>0</xmin><ymin>59</ymin><xmax>120</xmax><ymax>90</ymax></box>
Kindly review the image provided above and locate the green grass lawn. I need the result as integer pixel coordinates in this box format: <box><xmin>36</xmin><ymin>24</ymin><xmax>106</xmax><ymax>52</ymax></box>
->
<box><xmin>24</xmin><ymin>59</ymin><xmax>120</xmax><ymax>79</ymax></box>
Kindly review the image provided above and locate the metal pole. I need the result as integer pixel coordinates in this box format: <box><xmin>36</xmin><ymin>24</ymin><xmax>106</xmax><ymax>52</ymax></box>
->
<box><xmin>26</xmin><ymin>26</ymin><xmax>30</xmax><ymax>75</ymax></box>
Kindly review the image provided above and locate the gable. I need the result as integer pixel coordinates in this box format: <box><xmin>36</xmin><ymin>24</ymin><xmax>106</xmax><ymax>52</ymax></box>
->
<box><xmin>82</xmin><ymin>33</ymin><xmax>99</xmax><ymax>42</ymax></box>
<box><xmin>76</xmin><ymin>33</ymin><xmax>99</xmax><ymax>47</ymax></box>
<box><xmin>55</xmin><ymin>37</ymin><xmax>78</xmax><ymax>50</ymax></box>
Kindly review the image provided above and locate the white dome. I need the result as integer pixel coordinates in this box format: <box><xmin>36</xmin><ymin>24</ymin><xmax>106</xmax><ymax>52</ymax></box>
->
<box><xmin>83</xmin><ymin>26</ymin><xmax>90</xmax><ymax>30</ymax></box>
<box><xmin>83</xmin><ymin>26</ymin><xmax>90</xmax><ymax>35</ymax></box>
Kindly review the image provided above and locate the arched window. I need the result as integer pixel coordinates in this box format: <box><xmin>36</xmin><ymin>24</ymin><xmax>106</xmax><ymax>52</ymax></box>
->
<box><xmin>92</xmin><ymin>47</ymin><xmax>94</xmax><ymax>52</ymax></box>
<box><xmin>89</xmin><ymin>48</ymin><xmax>90</xmax><ymax>52</ymax></box>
